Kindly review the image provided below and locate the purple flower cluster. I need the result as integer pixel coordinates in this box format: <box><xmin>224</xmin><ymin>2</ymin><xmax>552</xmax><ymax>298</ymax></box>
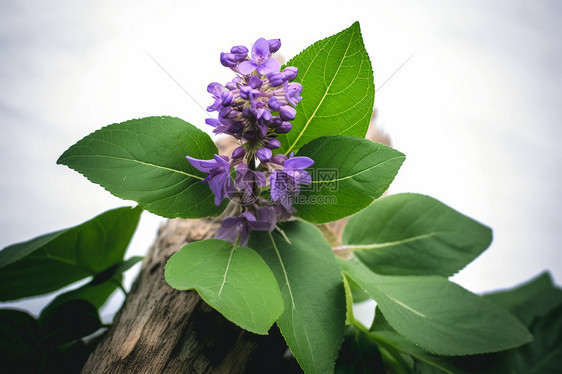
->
<box><xmin>186</xmin><ymin>38</ymin><xmax>313</xmax><ymax>246</ymax></box>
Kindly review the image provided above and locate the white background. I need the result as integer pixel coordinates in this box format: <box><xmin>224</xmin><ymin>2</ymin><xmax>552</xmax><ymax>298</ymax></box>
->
<box><xmin>1</xmin><ymin>0</ymin><xmax>561</xmax><ymax>324</ymax></box>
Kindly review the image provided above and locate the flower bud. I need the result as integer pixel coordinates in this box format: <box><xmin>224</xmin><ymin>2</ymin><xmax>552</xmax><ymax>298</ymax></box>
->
<box><xmin>225</xmin><ymin>76</ymin><xmax>242</xmax><ymax>91</ymax></box>
<box><xmin>267</xmin><ymin>39</ymin><xmax>281</xmax><ymax>53</ymax></box>
<box><xmin>283</xmin><ymin>67</ymin><xmax>298</xmax><ymax>81</ymax></box>
<box><xmin>270</xmin><ymin>153</ymin><xmax>288</xmax><ymax>165</ymax></box>
<box><xmin>220</xmin><ymin>91</ymin><xmax>233</xmax><ymax>107</ymax></box>
<box><xmin>239</xmin><ymin>86</ymin><xmax>252</xmax><ymax>100</ymax></box>
<box><xmin>230</xmin><ymin>45</ymin><xmax>248</xmax><ymax>55</ymax></box>
<box><xmin>257</xmin><ymin>147</ymin><xmax>273</xmax><ymax>162</ymax></box>
<box><xmin>268</xmin><ymin>72</ymin><xmax>286</xmax><ymax>87</ymax></box>
<box><xmin>265</xmin><ymin>138</ymin><xmax>281</xmax><ymax>149</ymax></box>
<box><xmin>279</xmin><ymin>105</ymin><xmax>297</xmax><ymax>121</ymax></box>
<box><xmin>231</xmin><ymin>146</ymin><xmax>246</xmax><ymax>159</ymax></box>
<box><xmin>220</xmin><ymin>52</ymin><xmax>238</xmax><ymax>68</ymax></box>
<box><xmin>275</xmin><ymin>121</ymin><xmax>292</xmax><ymax>134</ymax></box>
<box><xmin>248</xmin><ymin>75</ymin><xmax>263</xmax><ymax>89</ymax></box>
<box><xmin>268</xmin><ymin>97</ymin><xmax>281</xmax><ymax>111</ymax></box>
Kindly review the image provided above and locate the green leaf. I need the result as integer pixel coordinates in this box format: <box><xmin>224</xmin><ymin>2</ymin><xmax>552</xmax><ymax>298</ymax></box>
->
<box><xmin>483</xmin><ymin>271</ymin><xmax>554</xmax><ymax>311</ymax></box>
<box><xmin>503</xmin><ymin>304</ymin><xmax>562</xmax><ymax>373</ymax></box>
<box><xmin>294</xmin><ymin>136</ymin><xmax>405</xmax><ymax>223</ymax></box>
<box><xmin>39</xmin><ymin>299</ymin><xmax>102</xmax><ymax>346</ymax></box>
<box><xmin>340</xmin><ymin>258</ymin><xmax>532</xmax><ymax>355</ymax></box>
<box><xmin>335</xmin><ymin>325</ymin><xmax>385</xmax><ymax>374</ymax></box>
<box><xmin>164</xmin><ymin>239</ymin><xmax>283</xmax><ymax>335</ymax></box>
<box><xmin>0</xmin><ymin>206</ymin><xmax>141</xmax><ymax>301</ymax></box>
<box><xmin>249</xmin><ymin>221</ymin><xmax>346</xmax><ymax>374</ymax></box>
<box><xmin>0</xmin><ymin>309</ymin><xmax>40</xmax><ymax>364</ymax></box>
<box><xmin>57</xmin><ymin>116</ymin><xmax>225</xmax><ymax>219</ymax></box>
<box><xmin>41</xmin><ymin>256</ymin><xmax>143</xmax><ymax>319</ymax></box>
<box><xmin>278</xmin><ymin>22</ymin><xmax>374</xmax><ymax>155</ymax></box>
<box><xmin>343</xmin><ymin>193</ymin><xmax>493</xmax><ymax>276</ymax></box>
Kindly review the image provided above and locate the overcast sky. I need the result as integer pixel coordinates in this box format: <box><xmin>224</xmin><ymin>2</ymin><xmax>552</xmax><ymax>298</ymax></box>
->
<box><xmin>1</xmin><ymin>0</ymin><xmax>561</xmax><ymax>322</ymax></box>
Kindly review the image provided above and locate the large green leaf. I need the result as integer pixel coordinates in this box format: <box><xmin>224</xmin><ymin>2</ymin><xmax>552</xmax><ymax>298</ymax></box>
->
<box><xmin>503</xmin><ymin>303</ymin><xmax>562</xmax><ymax>374</ymax></box>
<box><xmin>40</xmin><ymin>256</ymin><xmax>143</xmax><ymax>319</ymax></box>
<box><xmin>57</xmin><ymin>116</ymin><xmax>225</xmax><ymax>218</ymax></box>
<box><xmin>294</xmin><ymin>136</ymin><xmax>404</xmax><ymax>223</ymax></box>
<box><xmin>164</xmin><ymin>239</ymin><xmax>283</xmax><ymax>335</ymax></box>
<box><xmin>249</xmin><ymin>221</ymin><xmax>346</xmax><ymax>374</ymax></box>
<box><xmin>0</xmin><ymin>206</ymin><xmax>141</xmax><ymax>301</ymax></box>
<box><xmin>339</xmin><ymin>258</ymin><xmax>532</xmax><ymax>355</ymax></box>
<box><xmin>342</xmin><ymin>193</ymin><xmax>492</xmax><ymax>276</ymax></box>
<box><xmin>278</xmin><ymin>22</ymin><xmax>374</xmax><ymax>155</ymax></box>
<box><xmin>483</xmin><ymin>271</ymin><xmax>554</xmax><ymax>312</ymax></box>
<box><xmin>415</xmin><ymin>274</ymin><xmax>562</xmax><ymax>373</ymax></box>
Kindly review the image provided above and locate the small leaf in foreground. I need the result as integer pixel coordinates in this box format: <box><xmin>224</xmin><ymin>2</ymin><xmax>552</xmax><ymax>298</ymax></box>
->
<box><xmin>343</xmin><ymin>193</ymin><xmax>492</xmax><ymax>276</ymax></box>
<box><xmin>249</xmin><ymin>220</ymin><xmax>346</xmax><ymax>374</ymax></box>
<box><xmin>57</xmin><ymin>116</ymin><xmax>225</xmax><ymax>219</ymax></box>
<box><xmin>295</xmin><ymin>136</ymin><xmax>405</xmax><ymax>223</ymax></box>
<box><xmin>339</xmin><ymin>258</ymin><xmax>532</xmax><ymax>355</ymax></box>
<box><xmin>165</xmin><ymin>239</ymin><xmax>283</xmax><ymax>335</ymax></box>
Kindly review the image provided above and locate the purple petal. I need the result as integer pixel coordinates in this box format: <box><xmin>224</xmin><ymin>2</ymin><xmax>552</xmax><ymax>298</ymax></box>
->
<box><xmin>257</xmin><ymin>57</ymin><xmax>280</xmax><ymax>76</ymax></box>
<box><xmin>252</xmin><ymin>206</ymin><xmax>277</xmax><ymax>231</ymax></box>
<box><xmin>291</xmin><ymin>170</ymin><xmax>312</xmax><ymax>185</ymax></box>
<box><xmin>215</xmin><ymin>217</ymin><xmax>243</xmax><ymax>243</ymax></box>
<box><xmin>241</xmin><ymin>211</ymin><xmax>257</xmax><ymax>223</ymax></box>
<box><xmin>186</xmin><ymin>155</ymin><xmax>216</xmax><ymax>173</ymax></box>
<box><xmin>238</xmin><ymin>60</ymin><xmax>258</xmax><ymax>75</ymax></box>
<box><xmin>205</xmin><ymin>118</ymin><xmax>220</xmax><ymax>128</ymax></box>
<box><xmin>251</xmin><ymin>38</ymin><xmax>270</xmax><ymax>62</ymax></box>
<box><xmin>254</xmin><ymin>170</ymin><xmax>267</xmax><ymax>187</ymax></box>
<box><xmin>285</xmin><ymin>156</ymin><xmax>314</xmax><ymax>170</ymax></box>
<box><xmin>221</xmin><ymin>91</ymin><xmax>233</xmax><ymax>106</ymax></box>
<box><xmin>207</xmin><ymin>82</ymin><xmax>223</xmax><ymax>96</ymax></box>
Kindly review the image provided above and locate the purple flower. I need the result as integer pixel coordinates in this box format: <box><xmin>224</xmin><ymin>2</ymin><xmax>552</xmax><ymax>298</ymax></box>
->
<box><xmin>239</xmin><ymin>38</ymin><xmax>281</xmax><ymax>76</ymax></box>
<box><xmin>215</xmin><ymin>208</ymin><xmax>276</xmax><ymax>246</ymax></box>
<box><xmin>215</xmin><ymin>211</ymin><xmax>255</xmax><ymax>246</ymax></box>
<box><xmin>270</xmin><ymin>155</ymin><xmax>314</xmax><ymax>208</ymax></box>
<box><xmin>186</xmin><ymin>154</ymin><xmax>233</xmax><ymax>206</ymax></box>
<box><xmin>235</xmin><ymin>163</ymin><xmax>266</xmax><ymax>203</ymax></box>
